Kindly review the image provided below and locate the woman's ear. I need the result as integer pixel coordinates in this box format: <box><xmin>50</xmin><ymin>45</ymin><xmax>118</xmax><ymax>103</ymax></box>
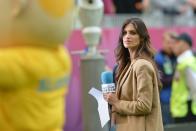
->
<box><xmin>12</xmin><ymin>0</ymin><xmax>28</xmax><ymax>17</ymax></box>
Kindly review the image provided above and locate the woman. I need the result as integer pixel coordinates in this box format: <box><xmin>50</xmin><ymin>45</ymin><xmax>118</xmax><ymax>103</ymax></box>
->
<box><xmin>104</xmin><ymin>18</ymin><xmax>164</xmax><ymax>131</ymax></box>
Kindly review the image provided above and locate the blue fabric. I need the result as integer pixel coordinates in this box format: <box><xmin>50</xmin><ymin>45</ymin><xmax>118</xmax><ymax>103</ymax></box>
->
<box><xmin>160</xmin><ymin>86</ymin><xmax>171</xmax><ymax>104</ymax></box>
<box><xmin>110</xmin><ymin>125</ymin><xmax>116</xmax><ymax>131</ymax></box>
<box><xmin>112</xmin><ymin>64</ymin><xmax>118</xmax><ymax>84</ymax></box>
<box><xmin>155</xmin><ymin>50</ymin><xmax>176</xmax><ymax>104</ymax></box>
<box><xmin>161</xmin><ymin>103</ymin><xmax>174</xmax><ymax>125</ymax></box>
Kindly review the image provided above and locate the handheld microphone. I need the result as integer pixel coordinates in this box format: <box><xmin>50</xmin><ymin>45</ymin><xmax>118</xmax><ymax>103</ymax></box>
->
<box><xmin>101</xmin><ymin>71</ymin><xmax>116</xmax><ymax>129</ymax></box>
<box><xmin>101</xmin><ymin>71</ymin><xmax>116</xmax><ymax>93</ymax></box>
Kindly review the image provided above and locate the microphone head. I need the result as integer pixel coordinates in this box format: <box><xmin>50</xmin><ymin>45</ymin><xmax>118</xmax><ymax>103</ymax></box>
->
<box><xmin>101</xmin><ymin>71</ymin><xmax>113</xmax><ymax>84</ymax></box>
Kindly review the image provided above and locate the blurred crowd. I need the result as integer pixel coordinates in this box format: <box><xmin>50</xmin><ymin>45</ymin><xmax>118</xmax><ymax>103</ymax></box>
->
<box><xmin>101</xmin><ymin>0</ymin><xmax>196</xmax><ymax>16</ymax></box>
<box><xmin>154</xmin><ymin>31</ymin><xmax>196</xmax><ymax>125</ymax></box>
<box><xmin>74</xmin><ymin>0</ymin><xmax>196</xmax><ymax>15</ymax></box>
<box><xmin>73</xmin><ymin>0</ymin><xmax>196</xmax><ymax>27</ymax></box>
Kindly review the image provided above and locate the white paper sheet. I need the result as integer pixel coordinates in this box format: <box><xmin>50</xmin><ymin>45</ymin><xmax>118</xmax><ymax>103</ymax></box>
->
<box><xmin>88</xmin><ymin>87</ymin><xmax>110</xmax><ymax>127</ymax></box>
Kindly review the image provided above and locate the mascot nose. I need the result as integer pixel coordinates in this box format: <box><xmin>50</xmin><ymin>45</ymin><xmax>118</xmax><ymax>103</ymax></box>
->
<box><xmin>38</xmin><ymin>0</ymin><xmax>74</xmax><ymax>18</ymax></box>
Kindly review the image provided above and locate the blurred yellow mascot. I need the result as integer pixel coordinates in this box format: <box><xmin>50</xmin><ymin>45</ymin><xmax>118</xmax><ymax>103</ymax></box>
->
<box><xmin>0</xmin><ymin>0</ymin><xmax>75</xmax><ymax>131</ymax></box>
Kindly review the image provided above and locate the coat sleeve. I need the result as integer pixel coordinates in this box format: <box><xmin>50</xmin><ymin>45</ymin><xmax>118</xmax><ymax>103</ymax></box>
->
<box><xmin>113</xmin><ymin>62</ymin><xmax>154</xmax><ymax>115</ymax></box>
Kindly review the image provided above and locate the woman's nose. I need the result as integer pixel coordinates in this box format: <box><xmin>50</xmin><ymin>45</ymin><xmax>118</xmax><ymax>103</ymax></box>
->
<box><xmin>125</xmin><ymin>34</ymin><xmax>131</xmax><ymax>39</ymax></box>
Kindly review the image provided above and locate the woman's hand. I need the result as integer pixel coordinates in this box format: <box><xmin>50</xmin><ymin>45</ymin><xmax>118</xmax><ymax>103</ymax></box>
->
<box><xmin>103</xmin><ymin>93</ymin><xmax>119</xmax><ymax>105</ymax></box>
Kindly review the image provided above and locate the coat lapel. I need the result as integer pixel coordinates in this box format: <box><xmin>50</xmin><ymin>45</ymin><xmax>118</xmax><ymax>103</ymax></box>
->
<box><xmin>116</xmin><ymin>61</ymin><xmax>135</xmax><ymax>98</ymax></box>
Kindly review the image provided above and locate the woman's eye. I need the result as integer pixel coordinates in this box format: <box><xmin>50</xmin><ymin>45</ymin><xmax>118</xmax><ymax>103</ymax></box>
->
<box><xmin>130</xmin><ymin>31</ymin><xmax>136</xmax><ymax>35</ymax></box>
<box><xmin>123</xmin><ymin>30</ymin><xmax>137</xmax><ymax>36</ymax></box>
<box><xmin>123</xmin><ymin>31</ymin><xmax>127</xmax><ymax>35</ymax></box>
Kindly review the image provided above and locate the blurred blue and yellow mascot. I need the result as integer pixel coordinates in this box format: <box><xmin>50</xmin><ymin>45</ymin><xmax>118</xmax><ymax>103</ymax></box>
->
<box><xmin>0</xmin><ymin>0</ymin><xmax>75</xmax><ymax>131</ymax></box>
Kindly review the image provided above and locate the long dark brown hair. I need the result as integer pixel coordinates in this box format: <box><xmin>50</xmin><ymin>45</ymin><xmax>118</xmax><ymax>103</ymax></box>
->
<box><xmin>114</xmin><ymin>18</ymin><xmax>162</xmax><ymax>88</ymax></box>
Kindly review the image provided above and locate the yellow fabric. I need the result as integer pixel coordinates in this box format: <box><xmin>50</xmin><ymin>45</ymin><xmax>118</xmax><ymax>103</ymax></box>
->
<box><xmin>38</xmin><ymin>0</ymin><xmax>74</xmax><ymax>18</ymax></box>
<box><xmin>171</xmin><ymin>56</ymin><xmax>196</xmax><ymax>117</ymax></box>
<box><xmin>0</xmin><ymin>46</ymin><xmax>71</xmax><ymax>131</ymax></box>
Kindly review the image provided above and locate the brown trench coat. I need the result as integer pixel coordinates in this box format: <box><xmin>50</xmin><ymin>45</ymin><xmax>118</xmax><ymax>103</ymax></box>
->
<box><xmin>112</xmin><ymin>58</ymin><xmax>164</xmax><ymax>131</ymax></box>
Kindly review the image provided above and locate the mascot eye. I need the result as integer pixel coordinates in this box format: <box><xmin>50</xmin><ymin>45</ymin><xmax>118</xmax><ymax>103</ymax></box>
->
<box><xmin>38</xmin><ymin>0</ymin><xmax>74</xmax><ymax>18</ymax></box>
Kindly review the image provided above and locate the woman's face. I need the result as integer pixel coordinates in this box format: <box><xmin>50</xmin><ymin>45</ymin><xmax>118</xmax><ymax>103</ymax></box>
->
<box><xmin>122</xmin><ymin>23</ymin><xmax>140</xmax><ymax>50</ymax></box>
